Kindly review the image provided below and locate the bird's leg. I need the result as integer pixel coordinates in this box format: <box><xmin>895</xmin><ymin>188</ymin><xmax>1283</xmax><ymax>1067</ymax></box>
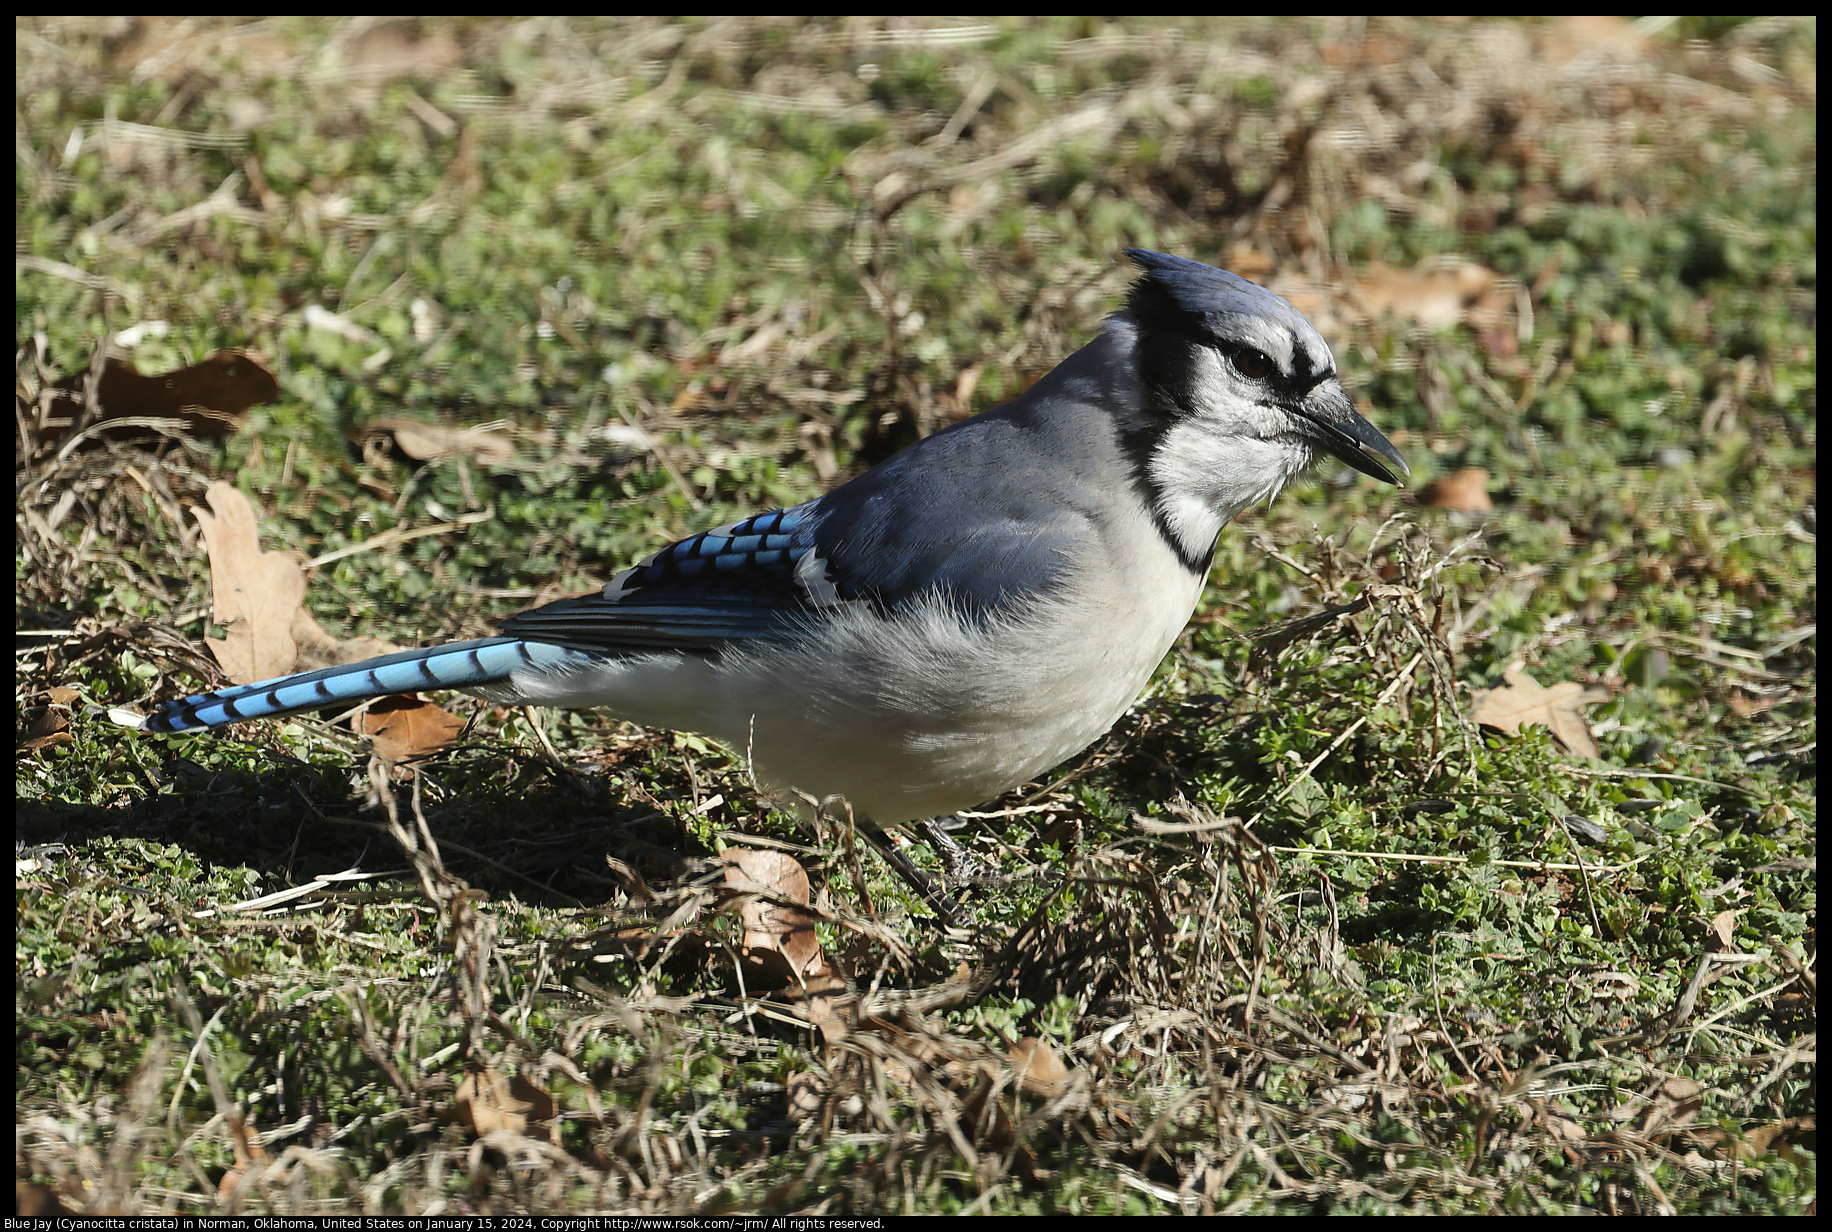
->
<box><xmin>920</xmin><ymin>813</ymin><xmax>1065</xmax><ymax>891</ymax></box>
<box><xmin>917</xmin><ymin>815</ymin><xmax>1000</xmax><ymax>885</ymax></box>
<box><xmin>860</xmin><ymin>826</ymin><xmax>969</xmax><ymax>925</ymax></box>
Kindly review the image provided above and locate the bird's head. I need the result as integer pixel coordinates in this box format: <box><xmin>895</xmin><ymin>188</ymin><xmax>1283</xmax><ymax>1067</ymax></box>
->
<box><xmin>1118</xmin><ymin>248</ymin><xmax>1407</xmax><ymax>566</ymax></box>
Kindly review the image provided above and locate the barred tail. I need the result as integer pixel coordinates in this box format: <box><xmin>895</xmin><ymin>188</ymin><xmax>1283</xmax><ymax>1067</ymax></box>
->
<box><xmin>141</xmin><ymin>637</ymin><xmax>581</xmax><ymax>732</ymax></box>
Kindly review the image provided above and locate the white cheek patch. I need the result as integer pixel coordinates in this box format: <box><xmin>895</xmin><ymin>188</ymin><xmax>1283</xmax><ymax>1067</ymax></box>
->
<box><xmin>1185</xmin><ymin>345</ymin><xmax>1234</xmax><ymax>413</ymax></box>
<box><xmin>1149</xmin><ymin>411</ymin><xmax>1314</xmax><ymax>563</ymax></box>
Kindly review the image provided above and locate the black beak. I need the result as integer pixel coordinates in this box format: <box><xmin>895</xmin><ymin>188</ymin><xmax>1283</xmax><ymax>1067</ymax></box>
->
<box><xmin>1293</xmin><ymin>380</ymin><xmax>1409</xmax><ymax>485</ymax></box>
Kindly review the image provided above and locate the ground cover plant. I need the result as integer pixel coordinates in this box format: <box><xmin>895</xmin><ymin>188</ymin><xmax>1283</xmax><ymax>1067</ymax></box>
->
<box><xmin>16</xmin><ymin>16</ymin><xmax>1815</xmax><ymax>1216</ymax></box>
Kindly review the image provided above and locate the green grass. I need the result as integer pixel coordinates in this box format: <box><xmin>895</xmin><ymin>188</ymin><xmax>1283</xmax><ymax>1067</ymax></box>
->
<box><xmin>17</xmin><ymin>15</ymin><xmax>1815</xmax><ymax>1216</ymax></box>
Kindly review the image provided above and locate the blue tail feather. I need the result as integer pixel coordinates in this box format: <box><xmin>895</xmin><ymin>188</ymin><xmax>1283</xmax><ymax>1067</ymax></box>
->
<box><xmin>141</xmin><ymin>637</ymin><xmax>578</xmax><ymax>733</ymax></box>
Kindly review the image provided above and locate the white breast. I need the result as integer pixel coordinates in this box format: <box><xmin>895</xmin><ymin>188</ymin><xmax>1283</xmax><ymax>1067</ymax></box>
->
<box><xmin>700</xmin><ymin>507</ymin><xmax>1206</xmax><ymax>826</ymax></box>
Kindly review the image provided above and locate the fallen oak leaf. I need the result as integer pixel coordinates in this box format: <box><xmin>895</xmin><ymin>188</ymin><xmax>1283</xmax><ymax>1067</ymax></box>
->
<box><xmin>1471</xmin><ymin>668</ymin><xmax>1611</xmax><ymax>760</ymax></box>
<box><xmin>721</xmin><ymin>849</ymin><xmax>825</xmax><ymax>985</ymax></box>
<box><xmin>191</xmin><ymin>481</ymin><xmax>307</xmax><ymax>686</ymax></box>
<box><xmin>789</xmin><ymin>966</ymin><xmax>858</xmax><ymax>1045</ymax></box>
<box><xmin>353</xmin><ymin>695</ymin><xmax>470</xmax><ymax>763</ymax></box>
<box><xmin>443</xmin><ymin>1066</ymin><xmax>557</xmax><ymax>1143</ymax></box>
<box><xmin>46</xmin><ymin>351</ymin><xmax>277</xmax><ymax>448</ymax></box>
<box><xmin>19</xmin><ymin>707</ymin><xmax>73</xmax><ymax>754</ymax></box>
<box><xmin>216</xmin><ymin>1112</ymin><xmax>274</xmax><ymax>1203</ymax></box>
<box><xmin>13</xmin><ymin>1181</ymin><xmax>82</xmax><ymax>1217</ymax></box>
<box><xmin>1349</xmin><ymin>259</ymin><xmax>1512</xmax><ymax>332</ymax></box>
<box><xmin>183</xmin><ymin>486</ymin><xmax>425</xmax><ymax>722</ymax></box>
<box><xmin>1008</xmin><ymin>1036</ymin><xmax>1076</xmax><ymax>1100</ymax></box>
<box><xmin>1416</xmin><ymin>467</ymin><xmax>1494</xmax><ymax>513</ymax></box>
<box><xmin>21</xmin><ymin>685</ymin><xmax>80</xmax><ymax>752</ymax></box>
<box><xmin>289</xmin><ymin>606</ymin><xmax>401</xmax><ymax>675</ymax></box>
<box><xmin>362</xmin><ymin>415</ymin><xmax>517</xmax><ymax>466</ymax></box>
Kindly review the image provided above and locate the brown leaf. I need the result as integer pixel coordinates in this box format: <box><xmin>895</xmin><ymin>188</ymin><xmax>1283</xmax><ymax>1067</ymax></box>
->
<box><xmin>1543</xmin><ymin>1111</ymin><xmax>1590</xmax><ymax>1142</ymax></box>
<box><xmin>1417</xmin><ymin>467</ymin><xmax>1494</xmax><ymax>513</ymax></box>
<box><xmin>936</xmin><ymin>363</ymin><xmax>984</xmax><ymax>424</ymax></box>
<box><xmin>14</xmin><ymin>1181</ymin><xmax>82</xmax><ymax>1216</ymax></box>
<box><xmin>191</xmin><ymin>481</ymin><xmax>307</xmax><ymax>686</ymax></box>
<box><xmin>1351</xmin><ymin>260</ymin><xmax>1510</xmax><ymax>331</ymax></box>
<box><xmin>363</xmin><ymin>415</ymin><xmax>517</xmax><ymax>466</ymax></box>
<box><xmin>353</xmin><ymin>695</ymin><xmax>470</xmax><ymax>762</ymax></box>
<box><xmin>20</xmin><ymin>705</ymin><xmax>72</xmax><ymax>753</ymax></box>
<box><xmin>954</xmin><ymin>1062</ymin><xmax>1021</xmax><ymax>1156</ymax></box>
<box><xmin>1540</xmin><ymin>15</ymin><xmax>1647</xmax><ymax>64</ymax></box>
<box><xmin>1726</xmin><ymin>688</ymin><xmax>1779</xmax><ymax>718</ymax></box>
<box><xmin>48</xmin><ymin>351</ymin><xmax>277</xmax><ymax>446</ymax></box>
<box><xmin>1695</xmin><ymin>1116</ymin><xmax>1814</xmax><ymax>1162</ymax></box>
<box><xmin>290</xmin><ymin>607</ymin><xmax>402</xmax><ymax>674</ymax></box>
<box><xmin>20</xmin><ymin>684</ymin><xmax>83</xmax><ymax>752</ymax></box>
<box><xmin>786</xmin><ymin>1070</ymin><xmax>828</xmax><ymax>1124</ymax></box>
<box><xmin>1222</xmin><ymin>242</ymin><xmax>1276</xmax><ymax>282</ymax></box>
<box><xmin>1471</xmin><ymin>669</ymin><xmax>1610</xmax><ymax>759</ymax></box>
<box><xmin>722</xmin><ymin>849</ymin><xmax>824</xmax><ymax>984</ymax></box>
<box><xmin>445</xmin><ymin>1067</ymin><xmax>557</xmax><ymax>1142</ymax></box>
<box><xmin>1640</xmin><ymin>1075</ymin><xmax>1704</xmax><ymax>1136</ymax></box>
<box><xmin>1009</xmin><ymin>1036</ymin><xmax>1075</xmax><ymax>1099</ymax></box>
<box><xmin>793</xmin><ymin>967</ymin><xmax>858</xmax><ymax>1045</ymax></box>
<box><xmin>1706</xmin><ymin>908</ymin><xmax>1742</xmax><ymax>952</ymax></box>
<box><xmin>217</xmin><ymin>1114</ymin><xmax>273</xmax><ymax>1201</ymax></box>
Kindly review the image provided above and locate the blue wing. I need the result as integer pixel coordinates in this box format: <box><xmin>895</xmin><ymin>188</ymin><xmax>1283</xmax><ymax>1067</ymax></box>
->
<box><xmin>500</xmin><ymin>507</ymin><xmax>823</xmax><ymax>651</ymax></box>
<box><xmin>501</xmin><ymin>412</ymin><xmax>1090</xmax><ymax>653</ymax></box>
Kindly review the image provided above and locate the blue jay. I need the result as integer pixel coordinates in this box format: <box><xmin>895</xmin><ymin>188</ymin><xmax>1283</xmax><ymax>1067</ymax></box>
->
<box><xmin>141</xmin><ymin>250</ymin><xmax>1407</xmax><ymax>913</ymax></box>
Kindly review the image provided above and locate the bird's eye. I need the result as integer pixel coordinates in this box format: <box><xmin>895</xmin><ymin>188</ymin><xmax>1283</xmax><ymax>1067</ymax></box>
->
<box><xmin>1233</xmin><ymin>349</ymin><xmax>1274</xmax><ymax>380</ymax></box>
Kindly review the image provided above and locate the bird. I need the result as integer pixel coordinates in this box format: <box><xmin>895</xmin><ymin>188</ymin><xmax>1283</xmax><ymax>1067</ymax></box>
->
<box><xmin>140</xmin><ymin>249</ymin><xmax>1407</xmax><ymax>917</ymax></box>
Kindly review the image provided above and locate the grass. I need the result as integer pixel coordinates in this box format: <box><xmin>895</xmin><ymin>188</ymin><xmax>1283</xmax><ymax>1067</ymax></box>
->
<box><xmin>16</xmin><ymin>15</ymin><xmax>1815</xmax><ymax>1216</ymax></box>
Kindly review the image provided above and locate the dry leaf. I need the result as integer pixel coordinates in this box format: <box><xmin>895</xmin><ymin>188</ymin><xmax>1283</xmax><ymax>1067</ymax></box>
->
<box><xmin>47</xmin><ymin>352</ymin><xmax>277</xmax><ymax>447</ymax></box>
<box><xmin>19</xmin><ymin>707</ymin><xmax>72</xmax><ymax>754</ymax></box>
<box><xmin>1540</xmin><ymin>14</ymin><xmax>1647</xmax><ymax>63</ymax></box>
<box><xmin>445</xmin><ymin>1067</ymin><xmax>557</xmax><ymax>1142</ymax></box>
<box><xmin>192</xmin><ymin>481</ymin><xmax>307</xmax><ymax>686</ymax></box>
<box><xmin>1706</xmin><ymin>908</ymin><xmax>1742</xmax><ymax>952</ymax></box>
<box><xmin>722</xmin><ymin>849</ymin><xmax>825</xmax><ymax>983</ymax></box>
<box><xmin>290</xmin><ymin>607</ymin><xmax>401</xmax><ymax>674</ymax></box>
<box><xmin>1417</xmin><ymin>467</ymin><xmax>1494</xmax><ymax>513</ymax></box>
<box><xmin>217</xmin><ymin>1114</ymin><xmax>273</xmax><ymax>1201</ymax></box>
<box><xmin>1009</xmin><ymin>1036</ymin><xmax>1075</xmax><ymax>1099</ymax></box>
<box><xmin>14</xmin><ymin>1181</ymin><xmax>82</xmax><ymax>1217</ymax></box>
<box><xmin>186</xmin><ymin>485</ymin><xmax>409</xmax><ymax>707</ymax></box>
<box><xmin>21</xmin><ymin>686</ymin><xmax>82</xmax><ymax>752</ymax></box>
<box><xmin>1726</xmin><ymin>688</ymin><xmax>1780</xmax><ymax>718</ymax></box>
<box><xmin>353</xmin><ymin>695</ymin><xmax>469</xmax><ymax>762</ymax></box>
<box><xmin>1640</xmin><ymin>1076</ymin><xmax>1704</xmax><ymax>1136</ymax></box>
<box><xmin>1542</xmin><ymin>1112</ymin><xmax>1590</xmax><ymax>1142</ymax></box>
<box><xmin>1694</xmin><ymin>1116</ymin><xmax>1814</xmax><ymax>1162</ymax></box>
<box><xmin>786</xmin><ymin>1070</ymin><xmax>828</xmax><ymax>1124</ymax></box>
<box><xmin>364</xmin><ymin>415</ymin><xmax>516</xmax><ymax>466</ymax></box>
<box><xmin>936</xmin><ymin>363</ymin><xmax>984</xmax><ymax>424</ymax></box>
<box><xmin>1352</xmin><ymin>259</ymin><xmax>1509</xmax><ymax>331</ymax></box>
<box><xmin>794</xmin><ymin>967</ymin><xmax>858</xmax><ymax>1045</ymax></box>
<box><xmin>1471</xmin><ymin>669</ymin><xmax>1610</xmax><ymax>759</ymax></box>
<box><xmin>1223</xmin><ymin>242</ymin><xmax>1276</xmax><ymax>281</ymax></box>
